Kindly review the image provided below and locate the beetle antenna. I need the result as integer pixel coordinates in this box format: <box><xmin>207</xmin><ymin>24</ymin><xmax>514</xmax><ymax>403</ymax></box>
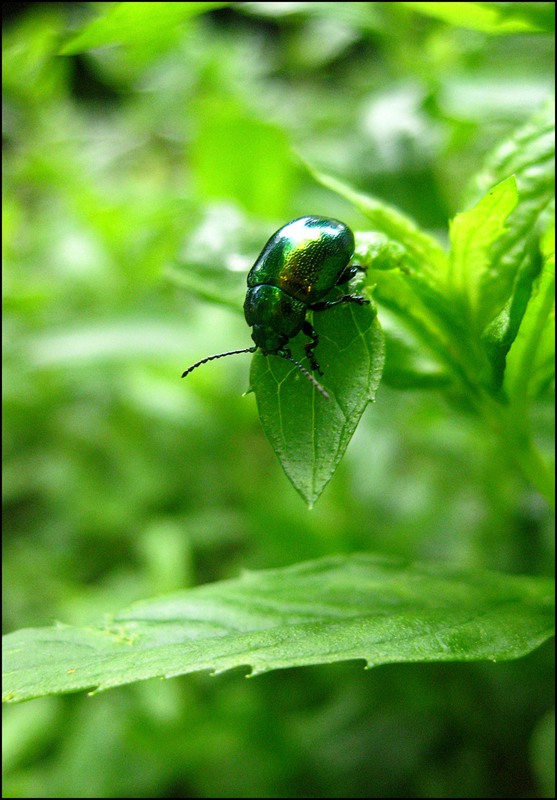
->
<box><xmin>182</xmin><ymin>347</ymin><xmax>330</xmax><ymax>401</ymax></box>
<box><xmin>181</xmin><ymin>347</ymin><xmax>256</xmax><ymax>378</ymax></box>
<box><xmin>277</xmin><ymin>354</ymin><xmax>331</xmax><ymax>401</ymax></box>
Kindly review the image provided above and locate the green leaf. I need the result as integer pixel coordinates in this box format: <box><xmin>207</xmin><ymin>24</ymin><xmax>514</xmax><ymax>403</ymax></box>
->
<box><xmin>448</xmin><ymin>175</ymin><xmax>519</xmax><ymax>326</ymax></box>
<box><xmin>401</xmin><ymin>2</ymin><xmax>552</xmax><ymax>33</ymax></box>
<box><xmin>467</xmin><ymin>103</ymin><xmax>555</xmax><ymax>329</ymax></box>
<box><xmin>481</xmin><ymin>236</ymin><xmax>545</xmax><ymax>391</ymax></box>
<box><xmin>2</xmin><ymin>8</ymin><xmax>68</xmax><ymax>103</ymax></box>
<box><xmin>60</xmin><ymin>2</ymin><xmax>229</xmax><ymax>59</ymax></box>
<box><xmin>3</xmin><ymin>554</ymin><xmax>554</xmax><ymax>703</ymax></box>
<box><xmin>250</xmin><ymin>299</ymin><xmax>384</xmax><ymax>507</ymax></box>
<box><xmin>308</xmin><ymin>166</ymin><xmax>447</xmax><ymax>280</ymax></box>
<box><xmin>504</xmin><ymin>227</ymin><xmax>555</xmax><ymax>403</ymax></box>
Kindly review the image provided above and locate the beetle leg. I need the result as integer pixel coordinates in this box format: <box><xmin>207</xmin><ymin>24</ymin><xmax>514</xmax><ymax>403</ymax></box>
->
<box><xmin>335</xmin><ymin>263</ymin><xmax>366</xmax><ymax>286</ymax></box>
<box><xmin>310</xmin><ymin>294</ymin><xmax>369</xmax><ymax>312</ymax></box>
<box><xmin>302</xmin><ymin>320</ymin><xmax>323</xmax><ymax>375</ymax></box>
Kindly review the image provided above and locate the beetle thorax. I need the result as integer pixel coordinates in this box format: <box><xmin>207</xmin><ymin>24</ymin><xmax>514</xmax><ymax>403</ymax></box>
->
<box><xmin>243</xmin><ymin>284</ymin><xmax>307</xmax><ymax>355</ymax></box>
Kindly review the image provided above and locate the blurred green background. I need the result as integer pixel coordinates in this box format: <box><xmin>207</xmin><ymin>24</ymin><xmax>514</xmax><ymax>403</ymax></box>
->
<box><xmin>3</xmin><ymin>3</ymin><xmax>554</xmax><ymax>797</ymax></box>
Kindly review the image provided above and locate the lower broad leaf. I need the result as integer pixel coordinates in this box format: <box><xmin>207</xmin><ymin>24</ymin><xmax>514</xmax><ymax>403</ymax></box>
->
<box><xmin>250</xmin><ymin>298</ymin><xmax>384</xmax><ymax>507</ymax></box>
<box><xmin>3</xmin><ymin>554</ymin><xmax>554</xmax><ymax>703</ymax></box>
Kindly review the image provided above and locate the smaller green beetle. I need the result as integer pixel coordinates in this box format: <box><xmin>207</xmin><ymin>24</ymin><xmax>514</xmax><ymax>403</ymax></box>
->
<box><xmin>182</xmin><ymin>216</ymin><xmax>369</xmax><ymax>399</ymax></box>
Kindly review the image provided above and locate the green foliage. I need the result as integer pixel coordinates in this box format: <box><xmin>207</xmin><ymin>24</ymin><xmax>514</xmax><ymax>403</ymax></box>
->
<box><xmin>471</xmin><ymin>103</ymin><xmax>555</xmax><ymax>343</ymax></box>
<box><xmin>61</xmin><ymin>2</ymin><xmax>230</xmax><ymax>64</ymax></box>
<box><xmin>448</xmin><ymin>175</ymin><xmax>519</xmax><ymax>319</ymax></box>
<box><xmin>504</xmin><ymin>226</ymin><xmax>555</xmax><ymax>404</ymax></box>
<box><xmin>3</xmin><ymin>554</ymin><xmax>553</xmax><ymax>702</ymax></box>
<box><xmin>304</xmin><ymin>106</ymin><xmax>555</xmax><ymax>508</ymax></box>
<box><xmin>401</xmin><ymin>2</ymin><xmax>554</xmax><ymax>33</ymax></box>
<box><xmin>2</xmin><ymin>2</ymin><xmax>554</xmax><ymax>798</ymax></box>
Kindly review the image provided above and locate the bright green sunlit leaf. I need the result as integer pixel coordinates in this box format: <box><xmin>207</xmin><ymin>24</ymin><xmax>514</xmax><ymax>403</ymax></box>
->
<box><xmin>467</xmin><ymin>102</ymin><xmax>555</xmax><ymax>330</ymax></box>
<box><xmin>448</xmin><ymin>175</ymin><xmax>519</xmax><ymax>324</ymax></box>
<box><xmin>60</xmin><ymin>2</ymin><xmax>229</xmax><ymax>59</ymax></box>
<box><xmin>401</xmin><ymin>2</ymin><xmax>549</xmax><ymax>33</ymax></box>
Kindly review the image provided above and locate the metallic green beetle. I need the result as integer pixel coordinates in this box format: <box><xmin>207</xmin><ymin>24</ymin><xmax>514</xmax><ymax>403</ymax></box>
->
<box><xmin>182</xmin><ymin>216</ymin><xmax>369</xmax><ymax>399</ymax></box>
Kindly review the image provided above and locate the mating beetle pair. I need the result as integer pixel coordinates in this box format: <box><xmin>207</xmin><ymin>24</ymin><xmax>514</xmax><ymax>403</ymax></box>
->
<box><xmin>182</xmin><ymin>216</ymin><xmax>369</xmax><ymax>399</ymax></box>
